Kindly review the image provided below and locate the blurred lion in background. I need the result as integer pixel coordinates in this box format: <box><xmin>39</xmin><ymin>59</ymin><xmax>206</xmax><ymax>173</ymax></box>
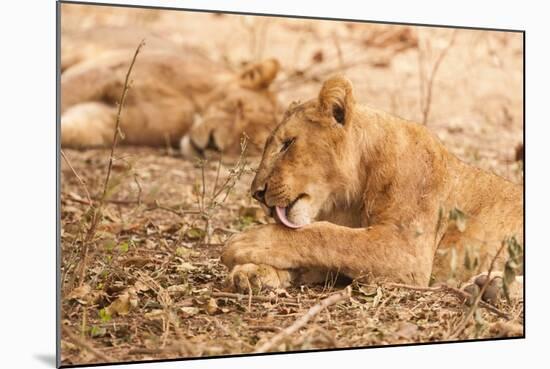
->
<box><xmin>61</xmin><ymin>27</ymin><xmax>281</xmax><ymax>159</ymax></box>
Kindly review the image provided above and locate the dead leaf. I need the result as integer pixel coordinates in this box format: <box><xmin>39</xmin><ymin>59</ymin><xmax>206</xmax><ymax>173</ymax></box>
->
<box><xmin>105</xmin><ymin>288</ymin><xmax>138</xmax><ymax>317</ymax></box>
<box><xmin>177</xmin><ymin>260</ymin><xmax>196</xmax><ymax>272</ymax></box>
<box><xmin>176</xmin><ymin>247</ymin><xmax>200</xmax><ymax>258</ymax></box>
<box><xmin>134</xmin><ymin>280</ymin><xmax>150</xmax><ymax>293</ymax></box>
<box><xmin>372</xmin><ymin>287</ymin><xmax>383</xmax><ymax>308</ymax></box>
<box><xmin>395</xmin><ymin>322</ymin><xmax>418</xmax><ymax>339</ymax></box>
<box><xmin>489</xmin><ymin>321</ymin><xmax>523</xmax><ymax>337</ymax></box>
<box><xmin>60</xmin><ymin>339</ymin><xmax>77</xmax><ymax>351</ymax></box>
<box><xmin>144</xmin><ymin>309</ymin><xmax>166</xmax><ymax>320</ymax></box>
<box><xmin>66</xmin><ymin>284</ymin><xmax>91</xmax><ymax>304</ymax></box>
<box><xmin>180</xmin><ymin>307</ymin><xmax>199</xmax><ymax>317</ymax></box>
<box><xmin>166</xmin><ymin>284</ymin><xmax>189</xmax><ymax>294</ymax></box>
<box><xmin>62</xmin><ymin>205</ymin><xmax>81</xmax><ymax>214</ymax></box>
<box><xmin>206</xmin><ymin>298</ymin><xmax>221</xmax><ymax>315</ymax></box>
<box><xmin>185</xmin><ymin>227</ymin><xmax>205</xmax><ymax>241</ymax></box>
<box><xmin>123</xmin><ymin>257</ymin><xmax>152</xmax><ymax>268</ymax></box>
<box><xmin>158</xmin><ymin>222</ymin><xmax>184</xmax><ymax>234</ymax></box>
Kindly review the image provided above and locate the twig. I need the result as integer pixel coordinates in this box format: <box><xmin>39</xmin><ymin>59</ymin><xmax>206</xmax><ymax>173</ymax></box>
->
<box><xmin>62</xmin><ymin>326</ymin><xmax>114</xmax><ymax>363</ymax></box>
<box><xmin>418</xmin><ymin>30</ymin><xmax>457</xmax><ymax>125</ymax></box>
<box><xmin>193</xmin><ymin>136</ymin><xmax>249</xmax><ymax>244</ymax></box>
<box><xmin>448</xmin><ymin>242</ymin><xmax>507</xmax><ymax>339</ymax></box>
<box><xmin>63</xmin><ymin>191</ymin><xmax>199</xmax><ymax>216</ymax></box>
<box><xmin>373</xmin><ymin>290</ymin><xmax>394</xmax><ymax>321</ymax></box>
<box><xmin>211</xmin><ymin>155</ymin><xmax>223</xmax><ymax>201</ymax></box>
<box><xmin>255</xmin><ymin>286</ymin><xmax>351</xmax><ymax>353</ymax></box>
<box><xmin>386</xmin><ymin>282</ymin><xmax>510</xmax><ymax>319</ymax></box>
<box><xmin>61</xmin><ymin>150</ymin><xmax>92</xmax><ymax>205</ymax></box>
<box><xmin>75</xmin><ymin>40</ymin><xmax>145</xmax><ymax>287</ymax></box>
<box><xmin>211</xmin><ymin>291</ymin><xmax>308</xmax><ymax>305</ymax></box>
<box><xmin>145</xmin><ymin>201</ymin><xmax>200</xmax><ymax>217</ymax></box>
<box><xmin>99</xmin><ymin>40</ymin><xmax>145</xmax><ymax>205</ymax></box>
<box><xmin>200</xmin><ymin>161</ymin><xmax>206</xmax><ymax>214</ymax></box>
<box><xmin>248</xmin><ymin>325</ymin><xmax>282</xmax><ymax>332</ymax></box>
<box><xmin>133</xmin><ymin>173</ymin><xmax>142</xmax><ymax>206</ymax></box>
<box><xmin>246</xmin><ymin>277</ymin><xmax>253</xmax><ymax>312</ymax></box>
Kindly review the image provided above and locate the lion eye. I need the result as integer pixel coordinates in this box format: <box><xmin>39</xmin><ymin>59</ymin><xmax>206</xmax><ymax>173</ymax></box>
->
<box><xmin>280</xmin><ymin>138</ymin><xmax>295</xmax><ymax>153</ymax></box>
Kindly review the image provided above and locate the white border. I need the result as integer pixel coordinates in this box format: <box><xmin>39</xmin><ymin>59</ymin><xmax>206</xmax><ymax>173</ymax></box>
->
<box><xmin>1</xmin><ymin>0</ymin><xmax>548</xmax><ymax>368</ymax></box>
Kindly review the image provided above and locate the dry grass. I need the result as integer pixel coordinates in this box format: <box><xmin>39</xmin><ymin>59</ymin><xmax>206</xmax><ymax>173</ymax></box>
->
<box><xmin>59</xmin><ymin>146</ymin><xmax>523</xmax><ymax>365</ymax></box>
<box><xmin>59</xmin><ymin>4</ymin><xmax>524</xmax><ymax>366</ymax></box>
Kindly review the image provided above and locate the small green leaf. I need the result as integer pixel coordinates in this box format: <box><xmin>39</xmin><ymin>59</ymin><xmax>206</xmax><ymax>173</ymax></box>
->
<box><xmin>90</xmin><ymin>325</ymin><xmax>107</xmax><ymax>337</ymax></box>
<box><xmin>118</xmin><ymin>242</ymin><xmax>129</xmax><ymax>253</ymax></box>
<box><xmin>185</xmin><ymin>227</ymin><xmax>206</xmax><ymax>241</ymax></box>
<box><xmin>99</xmin><ymin>308</ymin><xmax>112</xmax><ymax>323</ymax></box>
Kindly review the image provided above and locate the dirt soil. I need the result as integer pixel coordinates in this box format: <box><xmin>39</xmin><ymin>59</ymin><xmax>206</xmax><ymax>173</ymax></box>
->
<box><xmin>59</xmin><ymin>4</ymin><xmax>524</xmax><ymax>366</ymax></box>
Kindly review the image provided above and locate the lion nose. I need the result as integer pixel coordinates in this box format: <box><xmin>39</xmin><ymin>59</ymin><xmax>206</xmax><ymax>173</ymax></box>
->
<box><xmin>252</xmin><ymin>185</ymin><xmax>267</xmax><ymax>204</ymax></box>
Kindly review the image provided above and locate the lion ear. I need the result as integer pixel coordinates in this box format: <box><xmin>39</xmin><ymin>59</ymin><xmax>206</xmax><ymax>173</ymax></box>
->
<box><xmin>239</xmin><ymin>58</ymin><xmax>280</xmax><ymax>90</ymax></box>
<box><xmin>318</xmin><ymin>75</ymin><xmax>355</xmax><ymax>125</ymax></box>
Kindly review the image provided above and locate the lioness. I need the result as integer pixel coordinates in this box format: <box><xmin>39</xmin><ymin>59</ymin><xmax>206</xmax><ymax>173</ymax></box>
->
<box><xmin>222</xmin><ymin>75</ymin><xmax>523</xmax><ymax>296</ymax></box>
<box><xmin>61</xmin><ymin>29</ymin><xmax>280</xmax><ymax>158</ymax></box>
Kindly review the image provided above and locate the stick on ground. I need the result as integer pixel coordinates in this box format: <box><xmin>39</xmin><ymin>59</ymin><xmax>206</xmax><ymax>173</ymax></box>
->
<box><xmin>255</xmin><ymin>286</ymin><xmax>351</xmax><ymax>353</ymax></box>
<box><xmin>211</xmin><ymin>291</ymin><xmax>308</xmax><ymax>305</ymax></box>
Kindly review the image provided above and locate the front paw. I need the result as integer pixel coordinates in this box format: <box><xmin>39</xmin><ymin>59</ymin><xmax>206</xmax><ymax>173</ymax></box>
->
<box><xmin>227</xmin><ymin>263</ymin><xmax>292</xmax><ymax>293</ymax></box>
<box><xmin>221</xmin><ymin>225</ymin><xmax>292</xmax><ymax>269</ymax></box>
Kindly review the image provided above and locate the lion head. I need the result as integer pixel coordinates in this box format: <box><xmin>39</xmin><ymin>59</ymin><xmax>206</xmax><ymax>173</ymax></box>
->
<box><xmin>250</xmin><ymin>75</ymin><xmax>366</xmax><ymax>228</ymax></box>
<box><xmin>180</xmin><ymin>59</ymin><xmax>280</xmax><ymax>160</ymax></box>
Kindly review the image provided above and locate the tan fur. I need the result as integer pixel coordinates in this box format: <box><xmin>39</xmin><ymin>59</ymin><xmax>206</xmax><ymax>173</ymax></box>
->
<box><xmin>61</xmin><ymin>28</ymin><xmax>280</xmax><ymax>157</ymax></box>
<box><xmin>222</xmin><ymin>75</ymin><xmax>523</xmax><ymax>289</ymax></box>
<box><xmin>61</xmin><ymin>26</ymin><xmax>198</xmax><ymax>72</ymax></box>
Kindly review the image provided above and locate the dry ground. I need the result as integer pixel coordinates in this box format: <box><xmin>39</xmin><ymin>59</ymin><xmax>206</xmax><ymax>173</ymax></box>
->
<box><xmin>59</xmin><ymin>4</ymin><xmax>524</xmax><ymax>366</ymax></box>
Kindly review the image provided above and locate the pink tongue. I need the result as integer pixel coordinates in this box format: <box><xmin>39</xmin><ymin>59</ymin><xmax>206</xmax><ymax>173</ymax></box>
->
<box><xmin>275</xmin><ymin>206</ymin><xmax>303</xmax><ymax>229</ymax></box>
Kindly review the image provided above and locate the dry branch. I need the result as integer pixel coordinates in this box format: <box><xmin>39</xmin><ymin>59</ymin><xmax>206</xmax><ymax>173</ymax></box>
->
<box><xmin>211</xmin><ymin>291</ymin><xmax>308</xmax><ymax>305</ymax></box>
<box><xmin>75</xmin><ymin>40</ymin><xmax>145</xmax><ymax>288</ymax></box>
<box><xmin>99</xmin><ymin>40</ymin><xmax>145</xmax><ymax>205</ymax></box>
<box><xmin>418</xmin><ymin>30</ymin><xmax>458</xmax><ymax>125</ymax></box>
<box><xmin>448</xmin><ymin>242</ymin><xmax>507</xmax><ymax>339</ymax></box>
<box><xmin>63</xmin><ymin>191</ymin><xmax>200</xmax><ymax>216</ymax></box>
<box><xmin>255</xmin><ymin>286</ymin><xmax>351</xmax><ymax>353</ymax></box>
<box><xmin>61</xmin><ymin>149</ymin><xmax>92</xmax><ymax>204</ymax></box>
